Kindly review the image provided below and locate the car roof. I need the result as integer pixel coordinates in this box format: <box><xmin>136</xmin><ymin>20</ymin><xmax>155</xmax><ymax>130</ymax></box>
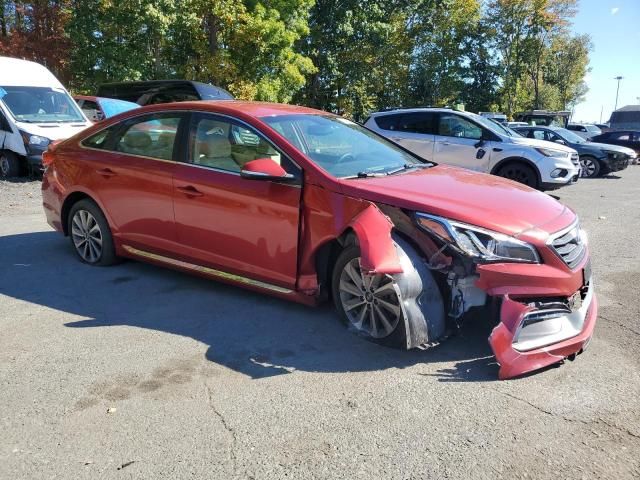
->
<box><xmin>98</xmin><ymin>100</ymin><xmax>329</xmax><ymax>119</ymax></box>
<box><xmin>369</xmin><ymin>107</ymin><xmax>458</xmax><ymax>116</ymax></box>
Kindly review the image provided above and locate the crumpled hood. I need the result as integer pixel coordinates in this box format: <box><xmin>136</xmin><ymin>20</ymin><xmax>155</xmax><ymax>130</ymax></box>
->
<box><xmin>339</xmin><ymin>165</ymin><xmax>575</xmax><ymax>237</ymax></box>
<box><xmin>509</xmin><ymin>136</ymin><xmax>576</xmax><ymax>154</ymax></box>
<box><xmin>582</xmin><ymin>141</ymin><xmax>636</xmax><ymax>156</ymax></box>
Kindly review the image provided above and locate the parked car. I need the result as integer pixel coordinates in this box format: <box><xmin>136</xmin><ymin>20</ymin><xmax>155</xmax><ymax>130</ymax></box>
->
<box><xmin>364</xmin><ymin>108</ymin><xmax>580</xmax><ymax>190</ymax></box>
<box><xmin>42</xmin><ymin>101</ymin><xmax>597</xmax><ymax>379</ymax></box>
<box><xmin>96</xmin><ymin>80</ymin><xmax>234</xmax><ymax>106</ymax></box>
<box><xmin>515</xmin><ymin>110</ymin><xmax>570</xmax><ymax>127</ymax></box>
<box><xmin>589</xmin><ymin>130</ymin><xmax>640</xmax><ymax>157</ymax></box>
<box><xmin>567</xmin><ymin>123</ymin><xmax>601</xmax><ymax>140</ymax></box>
<box><xmin>74</xmin><ymin>95</ymin><xmax>140</xmax><ymax>122</ymax></box>
<box><xmin>514</xmin><ymin>125</ymin><xmax>636</xmax><ymax>178</ymax></box>
<box><xmin>505</xmin><ymin>121</ymin><xmax>529</xmax><ymax>128</ymax></box>
<box><xmin>594</xmin><ymin>123</ymin><xmax>610</xmax><ymax>132</ymax></box>
<box><xmin>0</xmin><ymin>56</ymin><xmax>92</xmax><ymax>177</ymax></box>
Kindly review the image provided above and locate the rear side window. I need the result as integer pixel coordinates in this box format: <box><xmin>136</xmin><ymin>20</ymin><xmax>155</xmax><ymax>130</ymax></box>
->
<box><xmin>611</xmin><ymin>132</ymin><xmax>630</xmax><ymax>140</ymax></box>
<box><xmin>374</xmin><ymin>112</ymin><xmax>435</xmax><ymax>134</ymax></box>
<box><xmin>115</xmin><ymin>115</ymin><xmax>181</xmax><ymax>160</ymax></box>
<box><xmin>82</xmin><ymin>125</ymin><xmax>119</xmax><ymax>149</ymax></box>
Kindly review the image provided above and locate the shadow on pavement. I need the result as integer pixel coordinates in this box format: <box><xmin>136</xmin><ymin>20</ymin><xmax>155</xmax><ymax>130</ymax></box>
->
<box><xmin>0</xmin><ymin>231</ymin><xmax>498</xmax><ymax>381</ymax></box>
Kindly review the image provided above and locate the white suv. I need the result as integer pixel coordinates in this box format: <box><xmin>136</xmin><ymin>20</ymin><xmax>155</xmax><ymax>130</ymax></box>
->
<box><xmin>364</xmin><ymin>108</ymin><xmax>580</xmax><ymax>190</ymax></box>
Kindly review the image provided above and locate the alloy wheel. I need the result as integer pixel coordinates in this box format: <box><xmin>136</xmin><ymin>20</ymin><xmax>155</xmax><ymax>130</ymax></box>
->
<box><xmin>71</xmin><ymin>209</ymin><xmax>103</xmax><ymax>263</ymax></box>
<box><xmin>338</xmin><ymin>258</ymin><xmax>401</xmax><ymax>338</ymax></box>
<box><xmin>580</xmin><ymin>158</ymin><xmax>597</xmax><ymax>177</ymax></box>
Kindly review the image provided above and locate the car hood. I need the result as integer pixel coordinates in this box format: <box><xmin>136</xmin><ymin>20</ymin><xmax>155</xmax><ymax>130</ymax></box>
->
<box><xmin>582</xmin><ymin>141</ymin><xmax>636</xmax><ymax>156</ymax></box>
<box><xmin>14</xmin><ymin>120</ymin><xmax>92</xmax><ymax>141</ymax></box>
<box><xmin>508</xmin><ymin>136</ymin><xmax>576</xmax><ymax>153</ymax></box>
<box><xmin>339</xmin><ymin>165</ymin><xmax>575</xmax><ymax>238</ymax></box>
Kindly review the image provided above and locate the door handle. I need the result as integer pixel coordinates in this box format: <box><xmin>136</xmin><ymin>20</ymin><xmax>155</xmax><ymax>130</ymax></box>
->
<box><xmin>176</xmin><ymin>185</ymin><xmax>204</xmax><ymax>197</ymax></box>
<box><xmin>493</xmin><ymin>147</ymin><xmax>503</xmax><ymax>152</ymax></box>
<box><xmin>97</xmin><ymin>168</ymin><xmax>116</xmax><ymax>177</ymax></box>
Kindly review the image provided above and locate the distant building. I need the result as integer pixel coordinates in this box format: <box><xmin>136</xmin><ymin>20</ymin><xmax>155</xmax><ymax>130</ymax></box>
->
<box><xmin>609</xmin><ymin>105</ymin><xmax>640</xmax><ymax>130</ymax></box>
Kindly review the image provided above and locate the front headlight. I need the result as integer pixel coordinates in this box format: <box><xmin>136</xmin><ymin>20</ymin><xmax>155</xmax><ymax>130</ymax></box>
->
<box><xmin>416</xmin><ymin>214</ymin><xmax>540</xmax><ymax>264</ymax></box>
<box><xmin>19</xmin><ymin>131</ymin><xmax>50</xmax><ymax>147</ymax></box>
<box><xmin>535</xmin><ymin>147</ymin><xmax>568</xmax><ymax>158</ymax></box>
<box><xmin>603</xmin><ymin>150</ymin><xmax>619</xmax><ymax>159</ymax></box>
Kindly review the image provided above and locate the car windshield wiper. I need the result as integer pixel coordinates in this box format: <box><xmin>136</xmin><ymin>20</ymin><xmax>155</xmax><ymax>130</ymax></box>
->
<box><xmin>342</xmin><ymin>171</ymin><xmax>387</xmax><ymax>179</ymax></box>
<box><xmin>385</xmin><ymin>163</ymin><xmax>432</xmax><ymax>175</ymax></box>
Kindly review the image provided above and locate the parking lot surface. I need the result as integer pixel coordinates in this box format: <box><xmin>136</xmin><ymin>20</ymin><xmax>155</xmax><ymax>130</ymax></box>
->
<box><xmin>1</xmin><ymin>170</ymin><xmax>639</xmax><ymax>479</ymax></box>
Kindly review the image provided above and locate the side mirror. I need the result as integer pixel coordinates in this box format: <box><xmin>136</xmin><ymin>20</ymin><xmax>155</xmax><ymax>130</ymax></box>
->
<box><xmin>554</xmin><ymin>139</ymin><xmax>566</xmax><ymax>145</ymax></box>
<box><xmin>240</xmin><ymin>158</ymin><xmax>296</xmax><ymax>182</ymax></box>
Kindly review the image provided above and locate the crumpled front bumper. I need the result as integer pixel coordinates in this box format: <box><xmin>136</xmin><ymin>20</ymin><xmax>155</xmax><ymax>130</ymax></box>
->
<box><xmin>488</xmin><ymin>280</ymin><xmax>597</xmax><ymax>379</ymax></box>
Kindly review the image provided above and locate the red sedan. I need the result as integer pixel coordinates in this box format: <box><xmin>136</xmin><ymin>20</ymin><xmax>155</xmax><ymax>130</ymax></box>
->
<box><xmin>41</xmin><ymin>101</ymin><xmax>597</xmax><ymax>379</ymax></box>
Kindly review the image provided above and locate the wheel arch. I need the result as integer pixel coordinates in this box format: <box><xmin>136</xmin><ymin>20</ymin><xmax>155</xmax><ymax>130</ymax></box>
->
<box><xmin>490</xmin><ymin>156</ymin><xmax>542</xmax><ymax>185</ymax></box>
<box><xmin>61</xmin><ymin>191</ymin><xmax>99</xmax><ymax>236</ymax></box>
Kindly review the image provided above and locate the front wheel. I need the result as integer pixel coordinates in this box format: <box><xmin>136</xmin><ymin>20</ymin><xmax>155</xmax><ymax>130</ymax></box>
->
<box><xmin>331</xmin><ymin>238</ymin><xmax>445</xmax><ymax>348</ymax></box>
<box><xmin>0</xmin><ymin>151</ymin><xmax>21</xmax><ymax>178</ymax></box>
<box><xmin>496</xmin><ymin>162</ymin><xmax>539</xmax><ymax>189</ymax></box>
<box><xmin>580</xmin><ymin>156</ymin><xmax>601</xmax><ymax>178</ymax></box>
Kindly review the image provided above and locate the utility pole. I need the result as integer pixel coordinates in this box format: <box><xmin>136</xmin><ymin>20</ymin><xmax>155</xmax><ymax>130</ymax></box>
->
<box><xmin>614</xmin><ymin>76</ymin><xmax>623</xmax><ymax>111</ymax></box>
<box><xmin>599</xmin><ymin>105</ymin><xmax>603</xmax><ymax>123</ymax></box>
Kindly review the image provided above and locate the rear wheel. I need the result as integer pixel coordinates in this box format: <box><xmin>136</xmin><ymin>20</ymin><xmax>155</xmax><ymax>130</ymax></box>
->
<box><xmin>580</xmin><ymin>156</ymin><xmax>600</xmax><ymax>178</ymax></box>
<box><xmin>496</xmin><ymin>162</ymin><xmax>539</xmax><ymax>189</ymax></box>
<box><xmin>67</xmin><ymin>199</ymin><xmax>118</xmax><ymax>266</ymax></box>
<box><xmin>0</xmin><ymin>151</ymin><xmax>21</xmax><ymax>178</ymax></box>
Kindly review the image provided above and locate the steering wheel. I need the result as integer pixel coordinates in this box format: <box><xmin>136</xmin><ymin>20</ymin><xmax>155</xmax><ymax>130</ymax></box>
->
<box><xmin>337</xmin><ymin>152</ymin><xmax>356</xmax><ymax>163</ymax></box>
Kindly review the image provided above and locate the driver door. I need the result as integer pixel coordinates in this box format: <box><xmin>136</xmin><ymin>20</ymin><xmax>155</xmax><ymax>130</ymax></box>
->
<box><xmin>172</xmin><ymin>113</ymin><xmax>302</xmax><ymax>288</ymax></box>
<box><xmin>433</xmin><ymin>113</ymin><xmax>492</xmax><ymax>172</ymax></box>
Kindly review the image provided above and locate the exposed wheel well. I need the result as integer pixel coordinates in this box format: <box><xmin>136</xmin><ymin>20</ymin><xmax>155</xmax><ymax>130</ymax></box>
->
<box><xmin>61</xmin><ymin>192</ymin><xmax>94</xmax><ymax>236</ymax></box>
<box><xmin>314</xmin><ymin>228</ymin><xmax>357</xmax><ymax>303</ymax></box>
<box><xmin>491</xmin><ymin>157</ymin><xmax>541</xmax><ymax>185</ymax></box>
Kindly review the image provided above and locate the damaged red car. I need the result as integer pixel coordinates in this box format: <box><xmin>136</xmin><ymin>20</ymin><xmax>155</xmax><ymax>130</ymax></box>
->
<box><xmin>41</xmin><ymin>101</ymin><xmax>597</xmax><ymax>379</ymax></box>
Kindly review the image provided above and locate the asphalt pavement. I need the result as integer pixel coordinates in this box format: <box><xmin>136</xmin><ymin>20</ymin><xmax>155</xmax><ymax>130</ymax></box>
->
<box><xmin>1</xmin><ymin>169</ymin><xmax>639</xmax><ymax>479</ymax></box>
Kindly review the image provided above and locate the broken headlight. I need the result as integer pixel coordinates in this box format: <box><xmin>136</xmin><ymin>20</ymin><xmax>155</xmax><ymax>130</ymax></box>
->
<box><xmin>416</xmin><ymin>213</ymin><xmax>540</xmax><ymax>264</ymax></box>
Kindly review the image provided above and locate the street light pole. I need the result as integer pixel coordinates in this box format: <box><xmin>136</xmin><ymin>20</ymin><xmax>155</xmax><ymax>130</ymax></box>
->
<box><xmin>614</xmin><ymin>76</ymin><xmax>623</xmax><ymax>111</ymax></box>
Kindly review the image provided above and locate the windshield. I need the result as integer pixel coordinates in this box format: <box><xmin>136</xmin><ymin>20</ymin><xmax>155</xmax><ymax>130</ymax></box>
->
<box><xmin>555</xmin><ymin>128</ymin><xmax>586</xmax><ymax>144</ymax></box>
<box><xmin>261</xmin><ymin>114</ymin><xmax>426</xmax><ymax>178</ymax></box>
<box><xmin>0</xmin><ymin>86</ymin><xmax>86</xmax><ymax>123</ymax></box>
<box><xmin>489</xmin><ymin>119</ymin><xmax>523</xmax><ymax>137</ymax></box>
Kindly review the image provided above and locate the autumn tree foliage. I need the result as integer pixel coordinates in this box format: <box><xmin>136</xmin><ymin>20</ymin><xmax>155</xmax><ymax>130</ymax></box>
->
<box><xmin>0</xmin><ymin>1</ymin><xmax>71</xmax><ymax>81</ymax></box>
<box><xmin>0</xmin><ymin>0</ymin><xmax>592</xmax><ymax>118</ymax></box>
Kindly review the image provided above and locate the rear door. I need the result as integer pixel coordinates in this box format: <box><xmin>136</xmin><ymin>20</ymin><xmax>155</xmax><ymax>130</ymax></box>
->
<box><xmin>433</xmin><ymin>113</ymin><xmax>491</xmax><ymax>172</ymax></box>
<box><xmin>80</xmin><ymin>111</ymin><xmax>185</xmax><ymax>252</ymax></box>
<box><xmin>373</xmin><ymin>112</ymin><xmax>436</xmax><ymax>160</ymax></box>
<box><xmin>172</xmin><ymin>113</ymin><xmax>302</xmax><ymax>288</ymax></box>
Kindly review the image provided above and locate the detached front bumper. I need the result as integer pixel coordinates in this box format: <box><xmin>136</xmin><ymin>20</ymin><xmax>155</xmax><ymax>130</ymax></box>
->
<box><xmin>488</xmin><ymin>279</ymin><xmax>597</xmax><ymax>379</ymax></box>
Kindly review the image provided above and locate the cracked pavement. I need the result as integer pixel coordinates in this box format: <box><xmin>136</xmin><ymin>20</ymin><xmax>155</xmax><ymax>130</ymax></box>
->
<box><xmin>1</xmin><ymin>169</ymin><xmax>639</xmax><ymax>479</ymax></box>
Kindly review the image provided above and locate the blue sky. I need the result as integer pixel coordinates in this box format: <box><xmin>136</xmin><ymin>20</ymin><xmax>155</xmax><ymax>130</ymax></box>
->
<box><xmin>571</xmin><ymin>0</ymin><xmax>640</xmax><ymax>122</ymax></box>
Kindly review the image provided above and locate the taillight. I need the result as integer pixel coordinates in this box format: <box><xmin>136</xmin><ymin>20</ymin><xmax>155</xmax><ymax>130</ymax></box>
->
<box><xmin>42</xmin><ymin>142</ymin><xmax>60</xmax><ymax>168</ymax></box>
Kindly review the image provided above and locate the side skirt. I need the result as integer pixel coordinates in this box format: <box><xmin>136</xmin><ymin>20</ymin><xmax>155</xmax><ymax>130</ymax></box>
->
<box><xmin>121</xmin><ymin>245</ymin><xmax>317</xmax><ymax>304</ymax></box>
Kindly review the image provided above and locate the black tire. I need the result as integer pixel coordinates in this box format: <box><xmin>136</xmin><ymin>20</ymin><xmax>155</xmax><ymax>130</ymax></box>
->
<box><xmin>67</xmin><ymin>199</ymin><xmax>119</xmax><ymax>266</ymax></box>
<box><xmin>0</xmin><ymin>151</ymin><xmax>21</xmax><ymax>178</ymax></box>
<box><xmin>331</xmin><ymin>237</ymin><xmax>445</xmax><ymax>349</ymax></box>
<box><xmin>496</xmin><ymin>162</ymin><xmax>539</xmax><ymax>189</ymax></box>
<box><xmin>579</xmin><ymin>155</ymin><xmax>601</xmax><ymax>178</ymax></box>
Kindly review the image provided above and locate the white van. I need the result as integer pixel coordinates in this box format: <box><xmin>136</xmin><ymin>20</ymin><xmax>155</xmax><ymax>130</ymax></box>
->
<box><xmin>0</xmin><ymin>56</ymin><xmax>92</xmax><ymax>177</ymax></box>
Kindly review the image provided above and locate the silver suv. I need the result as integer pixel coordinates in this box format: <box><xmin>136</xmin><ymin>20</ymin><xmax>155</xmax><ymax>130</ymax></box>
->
<box><xmin>364</xmin><ymin>108</ymin><xmax>581</xmax><ymax>190</ymax></box>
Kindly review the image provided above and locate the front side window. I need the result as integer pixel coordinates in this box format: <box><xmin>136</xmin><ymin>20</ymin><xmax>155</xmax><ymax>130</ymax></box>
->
<box><xmin>438</xmin><ymin>114</ymin><xmax>483</xmax><ymax>140</ymax></box>
<box><xmin>190</xmin><ymin>114</ymin><xmax>291</xmax><ymax>174</ymax></box>
<box><xmin>261</xmin><ymin>114</ymin><xmax>425</xmax><ymax>178</ymax></box>
<box><xmin>612</xmin><ymin>132</ymin><xmax>630</xmax><ymax>140</ymax></box>
<box><xmin>531</xmin><ymin>130</ymin><xmax>546</xmax><ymax>140</ymax></box>
<box><xmin>115</xmin><ymin>115</ymin><xmax>181</xmax><ymax>160</ymax></box>
<box><xmin>82</xmin><ymin>125</ymin><xmax>119</xmax><ymax>150</ymax></box>
<box><xmin>0</xmin><ymin>85</ymin><xmax>85</xmax><ymax>123</ymax></box>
